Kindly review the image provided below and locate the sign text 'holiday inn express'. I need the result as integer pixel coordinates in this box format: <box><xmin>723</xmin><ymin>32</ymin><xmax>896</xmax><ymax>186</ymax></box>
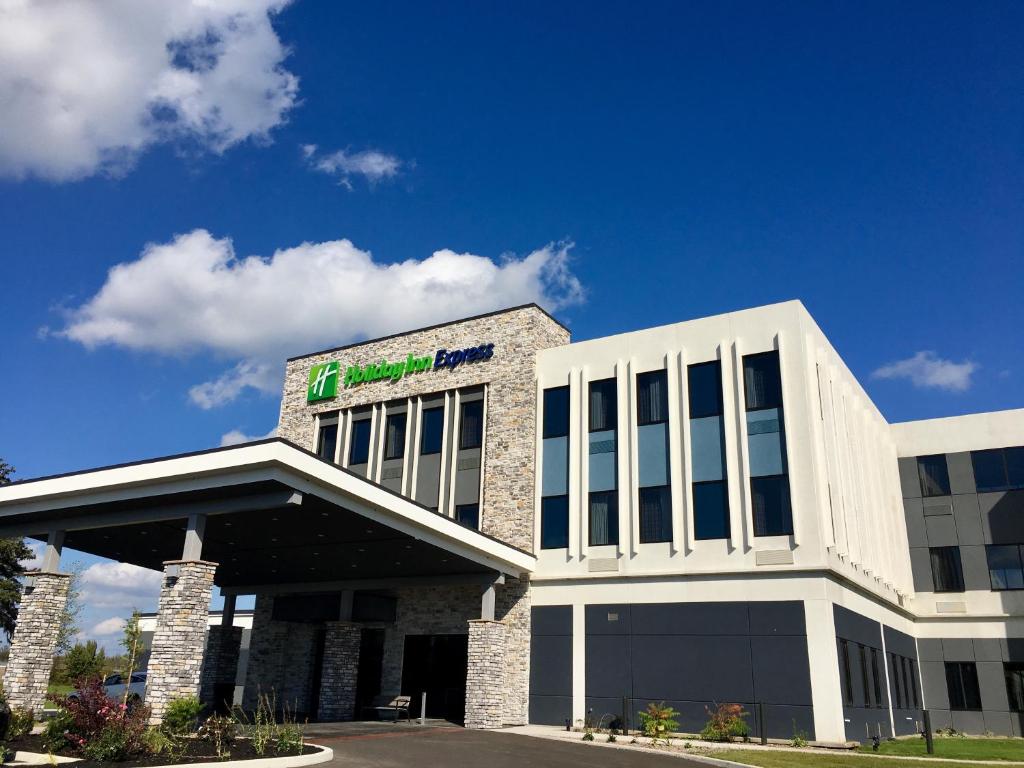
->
<box><xmin>307</xmin><ymin>343</ymin><xmax>495</xmax><ymax>402</ymax></box>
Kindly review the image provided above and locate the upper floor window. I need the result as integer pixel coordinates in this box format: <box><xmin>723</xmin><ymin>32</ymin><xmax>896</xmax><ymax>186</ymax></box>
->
<box><xmin>349</xmin><ymin>419</ymin><xmax>371</xmax><ymax>465</ymax></box>
<box><xmin>917</xmin><ymin>454</ymin><xmax>950</xmax><ymax>497</ymax></box>
<box><xmin>455</xmin><ymin>503</ymin><xmax>479</xmax><ymax>530</ymax></box>
<box><xmin>543</xmin><ymin>386</ymin><xmax>570</xmax><ymax>439</ymax></box>
<box><xmin>420</xmin><ymin>407</ymin><xmax>444</xmax><ymax>455</ymax></box>
<box><xmin>986</xmin><ymin>544</ymin><xmax>1024</xmax><ymax>590</ymax></box>
<box><xmin>743</xmin><ymin>351</ymin><xmax>792</xmax><ymax>537</ymax></box>
<box><xmin>541</xmin><ymin>495</ymin><xmax>569</xmax><ymax>549</ymax></box>
<box><xmin>637</xmin><ymin>370</ymin><xmax>668</xmax><ymax>426</ymax></box>
<box><xmin>930</xmin><ymin>546</ymin><xmax>965</xmax><ymax>593</ymax></box>
<box><xmin>972</xmin><ymin>447</ymin><xmax>1024</xmax><ymax>492</ymax></box>
<box><xmin>589</xmin><ymin>378</ymin><xmax>617</xmax><ymax>432</ymax></box>
<box><xmin>639</xmin><ymin>485</ymin><xmax>672</xmax><ymax>543</ymax></box>
<box><xmin>459</xmin><ymin>400</ymin><xmax>483</xmax><ymax>450</ymax></box>
<box><xmin>743</xmin><ymin>352</ymin><xmax>783</xmax><ymax>410</ymax></box>
<box><xmin>945</xmin><ymin>662</ymin><xmax>981</xmax><ymax>711</ymax></box>
<box><xmin>316</xmin><ymin>418</ymin><xmax>338</xmax><ymax>462</ymax></box>
<box><xmin>688</xmin><ymin>360</ymin><xmax>729</xmax><ymax>540</ymax></box>
<box><xmin>383</xmin><ymin>412</ymin><xmax>407</xmax><ymax>460</ymax></box>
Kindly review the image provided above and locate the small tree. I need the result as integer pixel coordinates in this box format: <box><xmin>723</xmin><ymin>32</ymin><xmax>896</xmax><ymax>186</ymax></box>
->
<box><xmin>0</xmin><ymin>459</ymin><xmax>32</xmax><ymax>642</ymax></box>
<box><xmin>54</xmin><ymin>562</ymin><xmax>83</xmax><ymax>657</ymax></box>
<box><xmin>120</xmin><ymin>611</ymin><xmax>142</xmax><ymax>707</ymax></box>
<box><xmin>64</xmin><ymin>640</ymin><xmax>106</xmax><ymax>684</ymax></box>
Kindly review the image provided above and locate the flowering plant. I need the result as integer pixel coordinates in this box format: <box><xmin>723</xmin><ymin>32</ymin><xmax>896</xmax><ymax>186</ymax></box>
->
<box><xmin>46</xmin><ymin>678</ymin><xmax>151</xmax><ymax>760</ymax></box>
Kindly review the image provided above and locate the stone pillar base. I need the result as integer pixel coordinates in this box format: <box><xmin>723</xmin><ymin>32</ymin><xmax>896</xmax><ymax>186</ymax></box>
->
<box><xmin>199</xmin><ymin>624</ymin><xmax>243</xmax><ymax>712</ymax></box>
<box><xmin>2</xmin><ymin>572</ymin><xmax>70</xmax><ymax>715</ymax></box>
<box><xmin>318</xmin><ymin>622</ymin><xmax>361</xmax><ymax>721</ymax></box>
<box><xmin>146</xmin><ymin>561</ymin><xmax>216</xmax><ymax>724</ymax></box>
<box><xmin>464</xmin><ymin>619</ymin><xmax>507</xmax><ymax>729</ymax></box>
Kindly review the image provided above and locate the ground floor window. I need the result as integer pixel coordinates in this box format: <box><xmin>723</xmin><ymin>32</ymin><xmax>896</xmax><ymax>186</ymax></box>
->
<box><xmin>945</xmin><ymin>662</ymin><xmax>982</xmax><ymax>711</ymax></box>
<box><xmin>1006</xmin><ymin>663</ymin><xmax>1024</xmax><ymax>712</ymax></box>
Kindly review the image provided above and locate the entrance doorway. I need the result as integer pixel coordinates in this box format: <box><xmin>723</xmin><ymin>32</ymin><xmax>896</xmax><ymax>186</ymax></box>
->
<box><xmin>355</xmin><ymin>628</ymin><xmax>386</xmax><ymax>715</ymax></box>
<box><xmin>400</xmin><ymin>634</ymin><xmax>468</xmax><ymax>724</ymax></box>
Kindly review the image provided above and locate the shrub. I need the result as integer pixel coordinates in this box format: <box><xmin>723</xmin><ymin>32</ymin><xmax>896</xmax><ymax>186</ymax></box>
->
<box><xmin>199</xmin><ymin>715</ymin><xmax>236</xmax><ymax>759</ymax></box>
<box><xmin>46</xmin><ymin>677</ymin><xmax>151</xmax><ymax>760</ymax></box>
<box><xmin>275</xmin><ymin>722</ymin><xmax>303</xmax><ymax>755</ymax></box>
<box><xmin>700</xmin><ymin>702</ymin><xmax>749</xmax><ymax>742</ymax></box>
<box><xmin>62</xmin><ymin>642</ymin><xmax>106</xmax><ymax>686</ymax></box>
<box><xmin>162</xmin><ymin>696</ymin><xmax>203</xmax><ymax>736</ymax></box>
<box><xmin>6</xmin><ymin>707</ymin><xmax>33</xmax><ymax>740</ymax></box>
<box><xmin>42</xmin><ymin>711</ymin><xmax>74</xmax><ymax>753</ymax></box>
<box><xmin>638</xmin><ymin>701</ymin><xmax>679</xmax><ymax>745</ymax></box>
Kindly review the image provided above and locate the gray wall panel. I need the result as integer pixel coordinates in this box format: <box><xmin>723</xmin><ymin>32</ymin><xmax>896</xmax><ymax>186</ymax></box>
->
<box><xmin>947</xmin><ymin>452</ymin><xmax>976</xmax><ymax>495</ymax></box>
<box><xmin>631</xmin><ymin>635</ymin><xmax>753</xmax><ymax>702</ymax></box>
<box><xmin>834</xmin><ymin>605</ymin><xmax>882</xmax><ymax>648</ymax></box>
<box><xmin>630</xmin><ymin>602</ymin><xmax>748</xmax><ymax>636</ymax></box>
<box><xmin>952</xmin><ymin>495</ymin><xmax>984</xmax><ymax>545</ymax></box>
<box><xmin>910</xmin><ymin>548</ymin><xmax>934</xmax><ymax>592</ymax></box>
<box><xmin>1005</xmin><ymin>639</ymin><xmax>1024</xmax><ymax>662</ymax></box>
<box><xmin>530</xmin><ymin>635</ymin><xmax>572</xmax><ymax>697</ymax></box>
<box><xmin>920</xmin><ymin>661</ymin><xmax>950</xmax><ymax>709</ymax></box>
<box><xmin>942</xmin><ymin>638</ymin><xmax>975</xmax><ymax>660</ymax></box>
<box><xmin>585</xmin><ymin>604</ymin><xmax>631</xmax><ymax>635</ymax></box>
<box><xmin>961</xmin><ymin>545</ymin><xmax>991</xmax><ymax>591</ymax></box>
<box><xmin>748</xmin><ymin>601</ymin><xmax>805</xmax><ymax>636</ymax></box>
<box><xmin>899</xmin><ymin>457</ymin><xmax>922</xmax><ymax>499</ymax></box>
<box><xmin>585</xmin><ymin>635</ymin><xmax>632</xmax><ymax>698</ymax></box>
<box><xmin>925</xmin><ymin>515</ymin><xmax>958</xmax><ymax>547</ymax></box>
<box><xmin>951</xmin><ymin>711</ymin><xmax>987</xmax><ymax>734</ymax></box>
<box><xmin>983</xmin><ymin>491</ymin><xmax>1024</xmax><ymax>544</ymax></box>
<box><xmin>751</xmin><ymin>635</ymin><xmax>812</xmax><ymax>705</ymax></box>
<box><xmin>904</xmin><ymin>499</ymin><xmax>928</xmax><ymax>548</ymax></box>
<box><xmin>973</xmin><ymin>638</ymin><xmax>1003</xmax><ymax>662</ymax></box>
<box><xmin>532</xmin><ymin>605</ymin><xmax>572</xmax><ymax>636</ymax></box>
<box><xmin>529</xmin><ymin>695</ymin><xmax>572</xmax><ymax>726</ymax></box>
<box><xmin>917</xmin><ymin>639</ymin><xmax>944</xmax><ymax>662</ymax></box>
<box><xmin>977</xmin><ymin>661</ymin><xmax>1010</xmax><ymax>712</ymax></box>
<box><xmin>883</xmin><ymin>626</ymin><xmax>917</xmax><ymax>659</ymax></box>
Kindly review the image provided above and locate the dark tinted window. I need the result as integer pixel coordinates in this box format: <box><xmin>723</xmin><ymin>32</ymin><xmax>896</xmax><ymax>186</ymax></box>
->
<box><xmin>987</xmin><ymin>544</ymin><xmax>1024</xmax><ymax>590</ymax></box>
<box><xmin>1006</xmin><ymin>663</ymin><xmax>1024</xmax><ymax>713</ymax></box>
<box><xmin>972</xmin><ymin>447</ymin><xmax>1024</xmax><ymax>492</ymax></box>
<box><xmin>930</xmin><ymin>546</ymin><xmax>965</xmax><ymax>592</ymax></box>
<box><xmin>751</xmin><ymin>475</ymin><xmax>793</xmax><ymax>536</ymax></box>
<box><xmin>589</xmin><ymin>379</ymin><xmax>617</xmax><ymax>432</ymax></box>
<box><xmin>541</xmin><ymin>495</ymin><xmax>569</xmax><ymax>549</ymax></box>
<box><xmin>420</xmin><ymin>407</ymin><xmax>444</xmax><ymax>455</ymax></box>
<box><xmin>543</xmin><ymin>386</ymin><xmax>570</xmax><ymax>439</ymax></box>
<box><xmin>383</xmin><ymin>412</ymin><xmax>407</xmax><ymax>460</ymax></box>
<box><xmin>917</xmin><ymin>454</ymin><xmax>951</xmax><ymax>497</ymax></box>
<box><xmin>639</xmin><ymin>485</ymin><xmax>672</xmax><ymax>543</ymax></box>
<box><xmin>688</xmin><ymin>361</ymin><xmax>724</xmax><ymax>418</ymax></box>
<box><xmin>891</xmin><ymin>654</ymin><xmax>903</xmax><ymax>709</ymax></box>
<box><xmin>693</xmin><ymin>481</ymin><xmax>730</xmax><ymax>540</ymax></box>
<box><xmin>946</xmin><ymin>662</ymin><xmax>982</xmax><ymax>710</ymax></box>
<box><xmin>637</xmin><ymin>370</ymin><xmax>668</xmax><ymax>426</ymax></box>
<box><xmin>1010</xmin><ymin>448</ymin><xmax>1024</xmax><ymax>488</ymax></box>
<box><xmin>349</xmin><ymin>419</ymin><xmax>371</xmax><ymax>465</ymax></box>
<box><xmin>859</xmin><ymin>644</ymin><xmax>871</xmax><ymax>707</ymax></box>
<box><xmin>455</xmin><ymin>503</ymin><xmax>479</xmax><ymax>530</ymax></box>
<box><xmin>908</xmin><ymin>659</ymin><xmax>918</xmax><ymax>707</ymax></box>
<box><xmin>871</xmin><ymin>648</ymin><xmax>883</xmax><ymax>708</ymax></box>
<box><xmin>840</xmin><ymin>640</ymin><xmax>853</xmax><ymax>705</ymax></box>
<box><xmin>588</xmin><ymin>490</ymin><xmax>618</xmax><ymax>546</ymax></box>
<box><xmin>317</xmin><ymin>422</ymin><xmax>338</xmax><ymax>462</ymax></box>
<box><xmin>459</xmin><ymin>400</ymin><xmax>483</xmax><ymax>450</ymax></box>
<box><xmin>743</xmin><ymin>352</ymin><xmax>783</xmax><ymax>410</ymax></box>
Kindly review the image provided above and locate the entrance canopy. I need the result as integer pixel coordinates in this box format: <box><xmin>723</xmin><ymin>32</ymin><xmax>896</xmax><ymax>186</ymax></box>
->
<box><xmin>0</xmin><ymin>439</ymin><xmax>535</xmax><ymax>590</ymax></box>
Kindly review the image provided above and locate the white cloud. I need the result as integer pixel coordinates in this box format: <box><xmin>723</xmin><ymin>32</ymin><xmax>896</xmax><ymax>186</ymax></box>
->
<box><xmin>80</xmin><ymin>562</ymin><xmax>163</xmax><ymax>609</ymax></box>
<box><xmin>20</xmin><ymin>540</ymin><xmax>44</xmax><ymax>571</ymax></box>
<box><xmin>302</xmin><ymin>144</ymin><xmax>402</xmax><ymax>188</ymax></box>
<box><xmin>0</xmin><ymin>0</ymin><xmax>298</xmax><ymax>181</ymax></box>
<box><xmin>89</xmin><ymin>617</ymin><xmax>127</xmax><ymax>636</ymax></box>
<box><xmin>220</xmin><ymin>426</ymin><xmax>277</xmax><ymax>447</ymax></box>
<box><xmin>871</xmin><ymin>351</ymin><xmax>977</xmax><ymax>393</ymax></box>
<box><xmin>60</xmin><ymin>229</ymin><xmax>584</xmax><ymax>406</ymax></box>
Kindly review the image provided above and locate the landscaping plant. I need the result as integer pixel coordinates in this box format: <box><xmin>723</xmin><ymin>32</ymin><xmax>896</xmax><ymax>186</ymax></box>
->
<box><xmin>162</xmin><ymin>696</ymin><xmax>203</xmax><ymax>736</ymax></box>
<box><xmin>199</xmin><ymin>715</ymin><xmax>236</xmax><ymax>760</ymax></box>
<box><xmin>638</xmin><ymin>701</ymin><xmax>679</xmax><ymax>745</ymax></box>
<box><xmin>700</xmin><ymin>702</ymin><xmax>749</xmax><ymax>742</ymax></box>
<box><xmin>6</xmin><ymin>707</ymin><xmax>33</xmax><ymax>740</ymax></box>
<box><xmin>46</xmin><ymin>677</ymin><xmax>151</xmax><ymax>761</ymax></box>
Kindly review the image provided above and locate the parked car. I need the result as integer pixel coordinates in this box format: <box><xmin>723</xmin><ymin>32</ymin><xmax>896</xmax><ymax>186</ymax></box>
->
<box><xmin>70</xmin><ymin>672</ymin><xmax>147</xmax><ymax>703</ymax></box>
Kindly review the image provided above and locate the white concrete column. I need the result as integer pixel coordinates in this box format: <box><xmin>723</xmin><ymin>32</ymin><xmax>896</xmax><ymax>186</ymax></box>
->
<box><xmin>804</xmin><ymin>598</ymin><xmax>846</xmax><ymax>743</ymax></box>
<box><xmin>182</xmin><ymin>513</ymin><xmax>205</xmax><ymax>561</ymax></box>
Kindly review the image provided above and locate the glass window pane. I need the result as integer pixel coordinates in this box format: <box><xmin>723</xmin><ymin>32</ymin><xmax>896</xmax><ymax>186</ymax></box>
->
<box><xmin>972</xmin><ymin>449</ymin><xmax>1007</xmax><ymax>492</ymax></box>
<box><xmin>1006</xmin><ymin>663</ymin><xmax>1024</xmax><ymax>713</ymax></box>
<box><xmin>639</xmin><ymin>485</ymin><xmax>672</xmax><ymax>543</ymax></box>
<box><xmin>384</xmin><ymin>413</ymin><xmax>407</xmax><ymax>460</ymax></box>
<box><xmin>751</xmin><ymin>475</ymin><xmax>792</xmax><ymax>536</ymax></box>
<box><xmin>688</xmin><ymin>361</ymin><xmax>723</xmax><ymax>419</ymax></box>
<box><xmin>317</xmin><ymin>423</ymin><xmax>338</xmax><ymax>462</ymax></box>
<box><xmin>746</xmin><ymin>407</ymin><xmax>787</xmax><ymax>477</ymax></box>
<box><xmin>986</xmin><ymin>545</ymin><xmax>1024</xmax><ymax>590</ymax></box>
<box><xmin>588</xmin><ymin>490</ymin><xmax>619</xmax><ymax>546</ymax></box>
<box><xmin>691</xmin><ymin>416</ymin><xmax>726</xmax><ymax>482</ymax></box>
<box><xmin>541</xmin><ymin>495</ymin><xmax>569</xmax><ymax>549</ymax></box>
<box><xmin>930</xmin><ymin>546</ymin><xmax>965</xmax><ymax>592</ymax></box>
<box><xmin>637</xmin><ymin>371</ymin><xmax>668</xmax><ymax>426</ymax></box>
<box><xmin>1006</xmin><ymin>447</ymin><xmax>1024</xmax><ymax>489</ymax></box>
<box><xmin>460</xmin><ymin>400</ymin><xmax>483</xmax><ymax>450</ymax></box>
<box><xmin>420</xmin><ymin>407</ymin><xmax>444</xmax><ymax>455</ymax></box>
<box><xmin>871</xmin><ymin>649</ymin><xmax>883</xmax><ymax>708</ymax></box>
<box><xmin>840</xmin><ymin>640</ymin><xmax>853</xmax><ymax>705</ymax></box>
<box><xmin>589</xmin><ymin>379</ymin><xmax>617</xmax><ymax>432</ymax></box>
<box><xmin>543</xmin><ymin>387</ymin><xmax>570</xmax><ymax>439</ymax></box>
<box><xmin>891</xmin><ymin>654</ymin><xmax>903</xmax><ymax>709</ymax></box>
<box><xmin>349</xmin><ymin>420</ymin><xmax>371</xmax><ymax>465</ymax></box>
<box><xmin>455</xmin><ymin>503</ymin><xmax>479</xmax><ymax>530</ymax></box>
<box><xmin>918</xmin><ymin>454</ymin><xmax>951</xmax><ymax>496</ymax></box>
<box><xmin>693</xmin><ymin>481</ymin><xmax>729</xmax><ymax>540</ymax></box>
<box><xmin>743</xmin><ymin>352</ymin><xmax>783</xmax><ymax>410</ymax></box>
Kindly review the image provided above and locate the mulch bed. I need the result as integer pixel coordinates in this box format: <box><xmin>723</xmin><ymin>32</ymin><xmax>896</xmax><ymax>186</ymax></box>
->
<box><xmin>8</xmin><ymin>733</ymin><xmax>321</xmax><ymax>767</ymax></box>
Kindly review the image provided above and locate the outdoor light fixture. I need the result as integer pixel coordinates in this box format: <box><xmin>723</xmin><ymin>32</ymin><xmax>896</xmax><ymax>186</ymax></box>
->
<box><xmin>23</xmin><ymin>575</ymin><xmax>36</xmax><ymax>593</ymax></box>
<box><xmin>165</xmin><ymin>563</ymin><xmax>180</xmax><ymax>587</ymax></box>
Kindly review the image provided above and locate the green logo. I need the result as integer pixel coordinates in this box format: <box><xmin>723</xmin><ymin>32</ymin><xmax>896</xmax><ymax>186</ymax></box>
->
<box><xmin>307</xmin><ymin>362</ymin><xmax>340</xmax><ymax>402</ymax></box>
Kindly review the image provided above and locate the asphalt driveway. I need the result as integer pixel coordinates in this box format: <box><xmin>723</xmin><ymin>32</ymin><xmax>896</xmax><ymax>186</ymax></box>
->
<box><xmin>310</xmin><ymin>726</ymin><xmax>712</xmax><ymax>768</ymax></box>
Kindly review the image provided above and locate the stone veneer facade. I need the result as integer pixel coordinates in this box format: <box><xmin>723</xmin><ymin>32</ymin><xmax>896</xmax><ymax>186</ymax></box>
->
<box><xmin>317</xmin><ymin>623</ymin><xmax>361</xmax><ymax>721</ymax></box>
<box><xmin>276</xmin><ymin>304</ymin><xmax>570</xmax><ymax>551</ymax></box>
<box><xmin>464</xmin><ymin>620</ymin><xmax>507</xmax><ymax>729</ymax></box>
<box><xmin>2</xmin><ymin>572</ymin><xmax>69</xmax><ymax>715</ymax></box>
<box><xmin>242</xmin><ymin>593</ymin><xmax>321</xmax><ymax>713</ymax></box>
<box><xmin>146</xmin><ymin>561</ymin><xmax>216</xmax><ymax>724</ymax></box>
<box><xmin>199</xmin><ymin>625</ymin><xmax>244</xmax><ymax>711</ymax></box>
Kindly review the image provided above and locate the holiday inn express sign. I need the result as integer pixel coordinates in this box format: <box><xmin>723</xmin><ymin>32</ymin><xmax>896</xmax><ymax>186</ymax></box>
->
<box><xmin>307</xmin><ymin>343</ymin><xmax>495</xmax><ymax>402</ymax></box>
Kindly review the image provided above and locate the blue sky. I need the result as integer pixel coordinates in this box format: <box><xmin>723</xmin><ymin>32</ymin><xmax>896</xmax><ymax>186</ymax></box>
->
<box><xmin>1</xmin><ymin>1</ymin><xmax>1021</xmax><ymax>647</ymax></box>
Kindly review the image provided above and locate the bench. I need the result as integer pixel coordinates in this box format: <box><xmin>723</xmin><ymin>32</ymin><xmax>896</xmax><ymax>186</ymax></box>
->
<box><xmin>364</xmin><ymin>694</ymin><xmax>412</xmax><ymax>721</ymax></box>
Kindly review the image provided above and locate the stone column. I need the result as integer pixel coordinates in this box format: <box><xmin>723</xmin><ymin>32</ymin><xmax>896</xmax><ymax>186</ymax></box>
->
<box><xmin>496</xmin><ymin>579</ymin><xmax>531</xmax><ymax>726</ymax></box>
<box><xmin>199</xmin><ymin>625</ymin><xmax>243</xmax><ymax>712</ymax></box>
<box><xmin>2</xmin><ymin>572</ymin><xmax>70</xmax><ymax>715</ymax></box>
<box><xmin>145</xmin><ymin>561</ymin><xmax>216</xmax><ymax>724</ymax></box>
<box><xmin>464</xmin><ymin>619</ymin><xmax>507</xmax><ymax>729</ymax></box>
<box><xmin>242</xmin><ymin>593</ymin><xmax>287</xmax><ymax>710</ymax></box>
<box><xmin>317</xmin><ymin>622</ymin><xmax>361</xmax><ymax>721</ymax></box>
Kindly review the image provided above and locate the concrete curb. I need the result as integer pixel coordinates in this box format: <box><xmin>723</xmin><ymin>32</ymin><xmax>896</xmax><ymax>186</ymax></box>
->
<box><xmin>9</xmin><ymin>744</ymin><xmax>334</xmax><ymax>768</ymax></box>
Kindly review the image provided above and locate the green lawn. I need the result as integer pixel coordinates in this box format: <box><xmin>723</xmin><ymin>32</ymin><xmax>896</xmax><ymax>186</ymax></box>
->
<box><xmin>858</xmin><ymin>737</ymin><xmax>1024</xmax><ymax>762</ymax></box>
<box><xmin>46</xmin><ymin>682</ymin><xmax>74</xmax><ymax>696</ymax></box>
<box><xmin>715</xmin><ymin>749</ymin><xmax>1007</xmax><ymax>768</ymax></box>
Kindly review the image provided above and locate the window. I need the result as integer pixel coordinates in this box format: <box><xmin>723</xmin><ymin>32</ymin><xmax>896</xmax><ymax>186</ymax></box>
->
<box><xmin>316</xmin><ymin>421</ymin><xmax>338</xmax><ymax>462</ymax></box>
<box><xmin>348</xmin><ymin>419</ymin><xmax>371</xmax><ymax>465</ymax></box>
<box><xmin>929</xmin><ymin>546</ymin><xmax>965</xmax><ymax>592</ymax></box>
<box><xmin>420</xmin><ymin>406</ymin><xmax>444</xmax><ymax>455</ymax></box>
<box><xmin>1006</xmin><ymin>663</ymin><xmax>1024</xmax><ymax>713</ymax></box>
<box><xmin>751</xmin><ymin>475</ymin><xmax>793</xmax><ymax>537</ymax></box>
<box><xmin>858</xmin><ymin>644</ymin><xmax>871</xmax><ymax>707</ymax></box>
<box><xmin>541</xmin><ymin>495</ymin><xmax>569</xmax><ymax>549</ymax></box>
<box><xmin>688</xmin><ymin>360</ymin><xmax>724</xmax><ymax>418</ymax></box>
<box><xmin>840</xmin><ymin>640</ymin><xmax>854</xmax><ymax>705</ymax></box>
<box><xmin>693</xmin><ymin>482</ymin><xmax>730</xmax><ymax>540</ymax></box>
<box><xmin>743</xmin><ymin>352</ymin><xmax>783</xmax><ymax>410</ymax></box>
<box><xmin>589</xmin><ymin>378</ymin><xmax>617</xmax><ymax>432</ymax></box>
<box><xmin>945</xmin><ymin>662</ymin><xmax>982</xmax><ymax>711</ymax></box>
<box><xmin>891</xmin><ymin>654</ymin><xmax>903</xmax><ymax>709</ymax></box>
<box><xmin>588</xmin><ymin>490</ymin><xmax>618</xmax><ymax>546</ymax></box>
<box><xmin>639</xmin><ymin>485</ymin><xmax>672</xmax><ymax>543</ymax></box>
<box><xmin>871</xmin><ymin>648</ymin><xmax>883</xmax><ymax>708</ymax></box>
<box><xmin>917</xmin><ymin>454</ymin><xmax>951</xmax><ymax>497</ymax></box>
<box><xmin>383</xmin><ymin>412</ymin><xmax>407</xmax><ymax>460</ymax></box>
<box><xmin>459</xmin><ymin>399</ymin><xmax>483</xmax><ymax>450</ymax></box>
<box><xmin>743</xmin><ymin>352</ymin><xmax>792</xmax><ymax>536</ymax></box>
<box><xmin>986</xmin><ymin>544</ymin><xmax>1024</xmax><ymax>590</ymax></box>
<box><xmin>689</xmin><ymin>361</ymin><xmax>729</xmax><ymax>540</ymax></box>
<box><xmin>543</xmin><ymin>386</ymin><xmax>570</xmax><ymax>439</ymax></box>
<box><xmin>637</xmin><ymin>370</ymin><xmax>668</xmax><ymax>426</ymax></box>
<box><xmin>972</xmin><ymin>447</ymin><xmax>1024</xmax><ymax>492</ymax></box>
<box><xmin>907</xmin><ymin>658</ymin><xmax>918</xmax><ymax>708</ymax></box>
<box><xmin>455</xmin><ymin>503</ymin><xmax>479</xmax><ymax>530</ymax></box>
